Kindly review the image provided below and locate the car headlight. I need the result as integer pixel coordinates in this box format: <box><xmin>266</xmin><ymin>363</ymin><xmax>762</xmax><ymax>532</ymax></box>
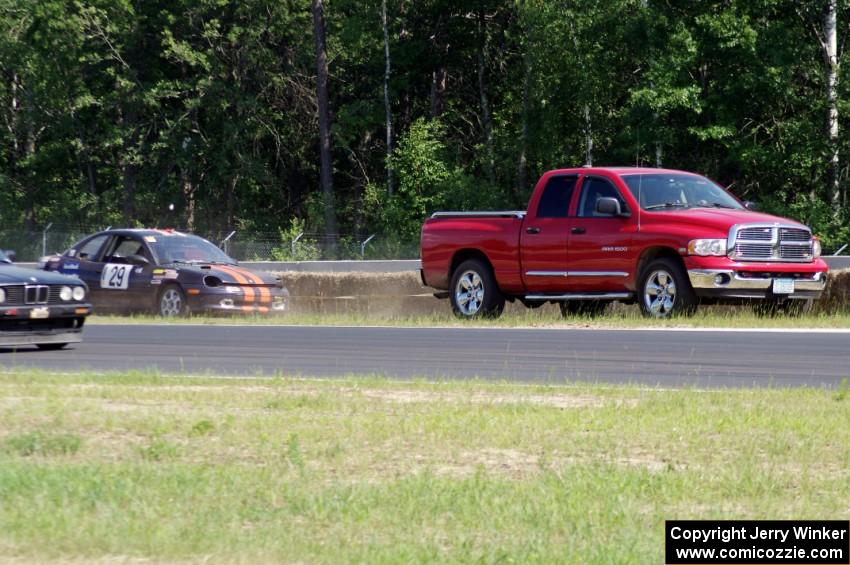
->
<box><xmin>813</xmin><ymin>238</ymin><xmax>822</xmax><ymax>258</ymax></box>
<box><xmin>59</xmin><ymin>286</ymin><xmax>73</xmax><ymax>301</ymax></box>
<box><xmin>688</xmin><ymin>238</ymin><xmax>727</xmax><ymax>256</ymax></box>
<box><xmin>0</xmin><ymin>288</ymin><xmax>5</xmax><ymax>303</ymax></box>
<box><xmin>72</xmin><ymin>286</ymin><xmax>86</xmax><ymax>301</ymax></box>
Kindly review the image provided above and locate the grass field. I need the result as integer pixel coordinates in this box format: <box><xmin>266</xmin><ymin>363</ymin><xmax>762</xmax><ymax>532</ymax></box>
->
<box><xmin>1</xmin><ymin>369</ymin><xmax>848</xmax><ymax>563</ymax></box>
<box><xmin>87</xmin><ymin>306</ymin><xmax>850</xmax><ymax>329</ymax></box>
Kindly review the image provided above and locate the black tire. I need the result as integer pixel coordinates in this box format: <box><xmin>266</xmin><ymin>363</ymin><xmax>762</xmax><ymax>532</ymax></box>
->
<box><xmin>36</xmin><ymin>343</ymin><xmax>68</xmax><ymax>351</ymax></box>
<box><xmin>449</xmin><ymin>259</ymin><xmax>505</xmax><ymax>319</ymax></box>
<box><xmin>157</xmin><ymin>284</ymin><xmax>188</xmax><ymax>317</ymax></box>
<box><xmin>559</xmin><ymin>301</ymin><xmax>610</xmax><ymax>318</ymax></box>
<box><xmin>638</xmin><ymin>258</ymin><xmax>697</xmax><ymax>318</ymax></box>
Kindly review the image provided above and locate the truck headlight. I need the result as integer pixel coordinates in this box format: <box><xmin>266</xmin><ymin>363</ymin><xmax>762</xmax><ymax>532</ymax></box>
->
<box><xmin>688</xmin><ymin>238</ymin><xmax>727</xmax><ymax>256</ymax></box>
<box><xmin>813</xmin><ymin>238</ymin><xmax>822</xmax><ymax>258</ymax></box>
<box><xmin>72</xmin><ymin>286</ymin><xmax>86</xmax><ymax>301</ymax></box>
<box><xmin>0</xmin><ymin>288</ymin><xmax>5</xmax><ymax>303</ymax></box>
<box><xmin>59</xmin><ymin>286</ymin><xmax>73</xmax><ymax>301</ymax></box>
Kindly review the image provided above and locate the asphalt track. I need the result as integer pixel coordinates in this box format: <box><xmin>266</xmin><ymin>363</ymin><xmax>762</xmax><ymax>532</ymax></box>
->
<box><xmin>1</xmin><ymin>324</ymin><xmax>848</xmax><ymax>388</ymax></box>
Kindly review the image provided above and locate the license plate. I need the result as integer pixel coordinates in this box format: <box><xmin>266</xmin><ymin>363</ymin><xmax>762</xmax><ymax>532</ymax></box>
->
<box><xmin>29</xmin><ymin>307</ymin><xmax>49</xmax><ymax>319</ymax></box>
<box><xmin>772</xmin><ymin>278</ymin><xmax>795</xmax><ymax>294</ymax></box>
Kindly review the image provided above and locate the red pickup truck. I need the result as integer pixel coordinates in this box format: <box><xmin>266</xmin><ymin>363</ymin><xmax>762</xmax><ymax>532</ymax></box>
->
<box><xmin>420</xmin><ymin>167</ymin><xmax>828</xmax><ymax>318</ymax></box>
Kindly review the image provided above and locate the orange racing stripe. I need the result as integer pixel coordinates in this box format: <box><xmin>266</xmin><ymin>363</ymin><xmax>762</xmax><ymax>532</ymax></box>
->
<box><xmin>215</xmin><ymin>265</ymin><xmax>256</xmax><ymax>303</ymax></box>
<box><xmin>218</xmin><ymin>265</ymin><xmax>271</xmax><ymax>304</ymax></box>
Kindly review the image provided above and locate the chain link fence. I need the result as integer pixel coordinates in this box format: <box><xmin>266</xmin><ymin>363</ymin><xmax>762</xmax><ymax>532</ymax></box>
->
<box><xmin>0</xmin><ymin>226</ymin><xmax>420</xmax><ymax>262</ymax></box>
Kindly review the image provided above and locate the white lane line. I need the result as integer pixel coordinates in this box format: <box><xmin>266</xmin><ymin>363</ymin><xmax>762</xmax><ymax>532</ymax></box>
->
<box><xmin>86</xmin><ymin>323</ymin><xmax>850</xmax><ymax>334</ymax></box>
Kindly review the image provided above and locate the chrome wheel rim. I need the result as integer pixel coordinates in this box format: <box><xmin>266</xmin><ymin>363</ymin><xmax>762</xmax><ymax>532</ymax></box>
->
<box><xmin>160</xmin><ymin>288</ymin><xmax>183</xmax><ymax>317</ymax></box>
<box><xmin>454</xmin><ymin>270</ymin><xmax>485</xmax><ymax>316</ymax></box>
<box><xmin>643</xmin><ymin>269</ymin><xmax>677</xmax><ymax>318</ymax></box>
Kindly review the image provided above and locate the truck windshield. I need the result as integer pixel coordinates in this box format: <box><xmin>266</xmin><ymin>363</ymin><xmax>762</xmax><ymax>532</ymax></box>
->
<box><xmin>621</xmin><ymin>173</ymin><xmax>743</xmax><ymax>211</ymax></box>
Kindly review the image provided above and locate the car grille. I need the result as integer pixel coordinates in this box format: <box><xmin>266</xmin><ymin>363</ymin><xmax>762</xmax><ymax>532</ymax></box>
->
<box><xmin>1</xmin><ymin>285</ymin><xmax>75</xmax><ymax>306</ymax></box>
<box><xmin>732</xmin><ymin>225</ymin><xmax>813</xmax><ymax>262</ymax></box>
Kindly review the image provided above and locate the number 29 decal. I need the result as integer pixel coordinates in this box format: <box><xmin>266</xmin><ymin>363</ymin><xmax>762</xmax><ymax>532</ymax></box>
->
<box><xmin>101</xmin><ymin>263</ymin><xmax>131</xmax><ymax>290</ymax></box>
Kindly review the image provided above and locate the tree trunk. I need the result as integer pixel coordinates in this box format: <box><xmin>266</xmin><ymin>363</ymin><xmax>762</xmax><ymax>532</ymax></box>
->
<box><xmin>583</xmin><ymin>104</ymin><xmax>593</xmax><ymax>167</ymax></box>
<box><xmin>430</xmin><ymin>66</ymin><xmax>446</xmax><ymax>118</ymax></box>
<box><xmin>382</xmin><ymin>0</ymin><xmax>394</xmax><ymax>195</ymax></box>
<box><xmin>312</xmin><ymin>0</ymin><xmax>338</xmax><ymax>246</ymax></box>
<box><xmin>226</xmin><ymin>175</ymin><xmax>237</xmax><ymax>231</ymax></box>
<box><xmin>119</xmin><ymin>104</ymin><xmax>137</xmax><ymax>224</ymax></box>
<box><xmin>22</xmin><ymin>80</ymin><xmax>36</xmax><ymax>231</ymax></box>
<box><xmin>182</xmin><ymin>170</ymin><xmax>196</xmax><ymax>232</ymax></box>
<box><xmin>824</xmin><ymin>0</ymin><xmax>840</xmax><ymax>213</ymax></box>
<box><xmin>477</xmin><ymin>8</ymin><xmax>495</xmax><ymax>186</ymax></box>
<box><xmin>517</xmin><ymin>19</ymin><xmax>531</xmax><ymax>200</ymax></box>
<box><xmin>23</xmin><ymin>121</ymin><xmax>35</xmax><ymax>231</ymax></box>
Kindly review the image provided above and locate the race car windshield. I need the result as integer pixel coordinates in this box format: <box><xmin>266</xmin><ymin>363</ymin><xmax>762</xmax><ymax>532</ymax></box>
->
<box><xmin>149</xmin><ymin>235</ymin><xmax>236</xmax><ymax>265</ymax></box>
<box><xmin>621</xmin><ymin>173</ymin><xmax>743</xmax><ymax>211</ymax></box>
<box><xmin>0</xmin><ymin>250</ymin><xmax>10</xmax><ymax>264</ymax></box>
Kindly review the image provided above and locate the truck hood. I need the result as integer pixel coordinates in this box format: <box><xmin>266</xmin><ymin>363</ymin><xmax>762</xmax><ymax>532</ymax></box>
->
<box><xmin>0</xmin><ymin>264</ymin><xmax>84</xmax><ymax>285</ymax></box>
<box><xmin>645</xmin><ymin>208</ymin><xmax>810</xmax><ymax>235</ymax></box>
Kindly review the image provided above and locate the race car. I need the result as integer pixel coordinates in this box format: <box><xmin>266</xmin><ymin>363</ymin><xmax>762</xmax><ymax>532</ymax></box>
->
<box><xmin>1</xmin><ymin>249</ymin><xmax>91</xmax><ymax>349</ymax></box>
<box><xmin>42</xmin><ymin>229</ymin><xmax>289</xmax><ymax>316</ymax></box>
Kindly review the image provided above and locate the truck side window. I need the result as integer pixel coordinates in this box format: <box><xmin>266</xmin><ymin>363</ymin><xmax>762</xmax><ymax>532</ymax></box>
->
<box><xmin>536</xmin><ymin>176</ymin><xmax>577</xmax><ymax>218</ymax></box>
<box><xmin>577</xmin><ymin>178</ymin><xmax>629</xmax><ymax>217</ymax></box>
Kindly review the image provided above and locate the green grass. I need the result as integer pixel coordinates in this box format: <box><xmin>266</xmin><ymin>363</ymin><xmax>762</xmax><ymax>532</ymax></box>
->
<box><xmin>0</xmin><ymin>369</ymin><xmax>848</xmax><ymax>562</ymax></box>
<box><xmin>87</xmin><ymin>305</ymin><xmax>850</xmax><ymax>329</ymax></box>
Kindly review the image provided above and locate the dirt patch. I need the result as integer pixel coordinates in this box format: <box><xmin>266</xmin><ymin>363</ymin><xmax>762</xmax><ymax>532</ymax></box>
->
<box><xmin>358</xmin><ymin>389</ymin><xmax>631</xmax><ymax>409</ymax></box>
<box><xmin>274</xmin><ymin>268</ymin><xmax>850</xmax><ymax>316</ymax></box>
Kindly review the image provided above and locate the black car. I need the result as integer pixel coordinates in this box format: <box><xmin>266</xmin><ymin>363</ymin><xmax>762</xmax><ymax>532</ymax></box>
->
<box><xmin>0</xmin><ymin>249</ymin><xmax>91</xmax><ymax>349</ymax></box>
<box><xmin>42</xmin><ymin>229</ymin><xmax>289</xmax><ymax>316</ymax></box>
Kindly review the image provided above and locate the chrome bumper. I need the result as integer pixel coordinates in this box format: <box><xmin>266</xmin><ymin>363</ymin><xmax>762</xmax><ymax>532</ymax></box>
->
<box><xmin>688</xmin><ymin>269</ymin><xmax>827</xmax><ymax>292</ymax></box>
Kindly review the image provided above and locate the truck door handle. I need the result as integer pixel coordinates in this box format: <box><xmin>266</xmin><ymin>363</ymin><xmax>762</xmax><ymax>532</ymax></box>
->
<box><xmin>571</xmin><ymin>227</ymin><xmax>586</xmax><ymax>235</ymax></box>
<box><xmin>526</xmin><ymin>227</ymin><xmax>541</xmax><ymax>234</ymax></box>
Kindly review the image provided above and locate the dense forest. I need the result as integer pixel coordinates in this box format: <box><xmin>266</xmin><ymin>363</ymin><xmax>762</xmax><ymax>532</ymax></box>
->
<box><xmin>2</xmin><ymin>0</ymin><xmax>850</xmax><ymax>256</ymax></box>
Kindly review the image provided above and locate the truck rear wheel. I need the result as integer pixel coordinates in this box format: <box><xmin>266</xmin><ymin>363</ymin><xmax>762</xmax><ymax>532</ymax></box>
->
<box><xmin>450</xmin><ymin>259</ymin><xmax>505</xmax><ymax>319</ymax></box>
<box><xmin>638</xmin><ymin>258</ymin><xmax>697</xmax><ymax>318</ymax></box>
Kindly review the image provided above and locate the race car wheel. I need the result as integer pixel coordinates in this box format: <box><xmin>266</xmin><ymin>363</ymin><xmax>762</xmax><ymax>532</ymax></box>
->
<box><xmin>36</xmin><ymin>343</ymin><xmax>68</xmax><ymax>351</ymax></box>
<box><xmin>158</xmin><ymin>285</ymin><xmax>187</xmax><ymax>317</ymax></box>
<box><xmin>638</xmin><ymin>258</ymin><xmax>697</xmax><ymax>318</ymax></box>
<box><xmin>450</xmin><ymin>259</ymin><xmax>505</xmax><ymax>319</ymax></box>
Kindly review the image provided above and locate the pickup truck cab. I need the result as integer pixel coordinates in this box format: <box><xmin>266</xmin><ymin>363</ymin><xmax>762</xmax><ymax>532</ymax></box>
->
<box><xmin>420</xmin><ymin>167</ymin><xmax>828</xmax><ymax>318</ymax></box>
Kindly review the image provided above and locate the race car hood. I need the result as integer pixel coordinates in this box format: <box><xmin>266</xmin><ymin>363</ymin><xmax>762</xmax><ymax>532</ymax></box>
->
<box><xmin>0</xmin><ymin>264</ymin><xmax>84</xmax><ymax>285</ymax></box>
<box><xmin>166</xmin><ymin>263</ymin><xmax>280</xmax><ymax>286</ymax></box>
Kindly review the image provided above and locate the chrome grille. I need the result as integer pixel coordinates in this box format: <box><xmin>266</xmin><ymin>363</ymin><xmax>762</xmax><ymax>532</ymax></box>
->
<box><xmin>738</xmin><ymin>227</ymin><xmax>773</xmax><ymax>241</ymax></box>
<box><xmin>735</xmin><ymin>243</ymin><xmax>772</xmax><ymax>258</ymax></box>
<box><xmin>25</xmin><ymin>285</ymin><xmax>49</xmax><ymax>304</ymax></box>
<box><xmin>779</xmin><ymin>228</ymin><xmax>810</xmax><ymax>242</ymax></box>
<box><xmin>780</xmin><ymin>246</ymin><xmax>811</xmax><ymax>260</ymax></box>
<box><xmin>732</xmin><ymin>224</ymin><xmax>813</xmax><ymax>262</ymax></box>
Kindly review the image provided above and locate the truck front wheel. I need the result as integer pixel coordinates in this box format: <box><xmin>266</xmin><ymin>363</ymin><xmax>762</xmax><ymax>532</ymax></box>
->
<box><xmin>450</xmin><ymin>259</ymin><xmax>505</xmax><ymax>319</ymax></box>
<box><xmin>638</xmin><ymin>258</ymin><xmax>697</xmax><ymax>318</ymax></box>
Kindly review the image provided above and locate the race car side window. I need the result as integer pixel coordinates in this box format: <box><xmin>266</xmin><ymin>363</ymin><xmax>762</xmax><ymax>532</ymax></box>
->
<box><xmin>103</xmin><ymin>236</ymin><xmax>148</xmax><ymax>263</ymax></box>
<box><xmin>77</xmin><ymin>235</ymin><xmax>108</xmax><ymax>261</ymax></box>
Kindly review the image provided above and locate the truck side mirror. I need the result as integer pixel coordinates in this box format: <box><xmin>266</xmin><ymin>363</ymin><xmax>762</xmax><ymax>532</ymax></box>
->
<box><xmin>595</xmin><ymin>197</ymin><xmax>629</xmax><ymax>217</ymax></box>
<box><xmin>743</xmin><ymin>200</ymin><xmax>759</xmax><ymax>211</ymax></box>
